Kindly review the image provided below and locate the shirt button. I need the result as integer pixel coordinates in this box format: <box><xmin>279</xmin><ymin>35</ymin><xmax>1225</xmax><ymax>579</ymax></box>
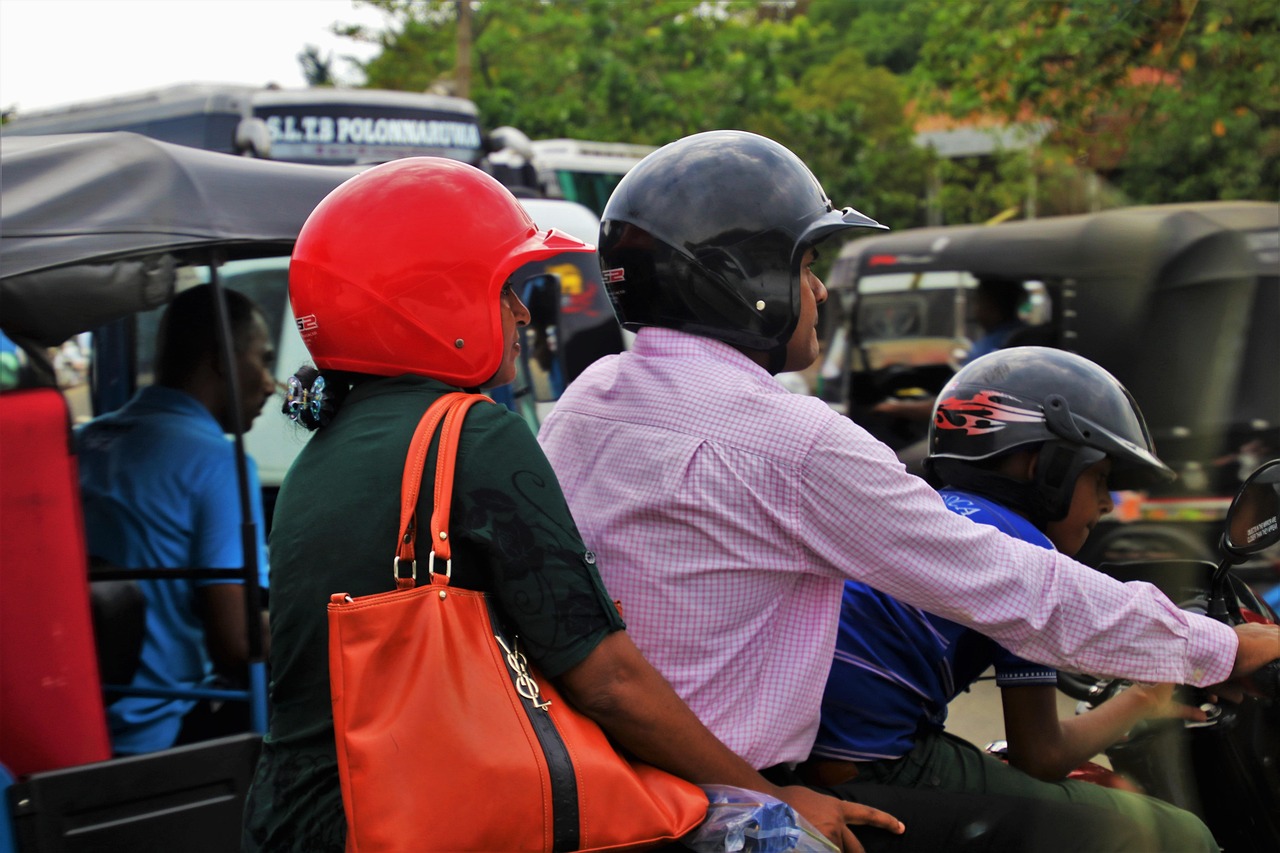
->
<box><xmin>583</xmin><ymin>551</ymin><xmax>597</xmax><ymax>565</ymax></box>
<box><xmin>1191</xmin><ymin>668</ymin><xmax>1205</xmax><ymax>682</ymax></box>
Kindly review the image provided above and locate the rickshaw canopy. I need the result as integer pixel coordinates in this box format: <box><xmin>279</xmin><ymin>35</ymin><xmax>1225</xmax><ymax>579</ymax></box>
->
<box><xmin>828</xmin><ymin>201</ymin><xmax>1279</xmax><ymax>455</ymax></box>
<box><xmin>0</xmin><ymin>131</ymin><xmax>362</xmax><ymax>345</ymax></box>
<box><xmin>832</xmin><ymin>202</ymin><xmax>1274</xmax><ymax>293</ymax></box>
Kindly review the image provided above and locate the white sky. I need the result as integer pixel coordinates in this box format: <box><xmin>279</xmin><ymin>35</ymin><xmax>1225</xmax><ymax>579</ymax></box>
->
<box><xmin>0</xmin><ymin>0</ymin><xmax>389</xmax><ymax>115</ymax></box>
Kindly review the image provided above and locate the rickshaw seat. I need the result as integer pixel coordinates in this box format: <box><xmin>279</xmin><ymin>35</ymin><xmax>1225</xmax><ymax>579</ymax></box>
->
<box><xmin>6</xmin><ymin>733</ymin><xmax>261</xmax><ymax>853</ymax></box>
<box><xmin>0</xmin><ymin>386</ymin><xmax>111</xmax><ymax>777</ymax></box>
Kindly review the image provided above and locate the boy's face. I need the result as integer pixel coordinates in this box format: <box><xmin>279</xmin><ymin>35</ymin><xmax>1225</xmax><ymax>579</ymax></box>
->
<box><xmin>1044</xmin><ymin>458</ymin><xmax>1115</xmax><ymax>557</ymax></box>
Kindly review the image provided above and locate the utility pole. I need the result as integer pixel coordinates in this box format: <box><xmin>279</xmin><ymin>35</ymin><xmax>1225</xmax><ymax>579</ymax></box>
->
<box><xmin>456</xmin><ymin>1</ymin><xmax>472</xmax><ymax>99</ymax></box>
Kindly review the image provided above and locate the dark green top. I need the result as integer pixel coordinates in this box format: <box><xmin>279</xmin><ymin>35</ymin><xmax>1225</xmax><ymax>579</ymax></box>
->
<box><xmin>243</xmin><ymin>375</ymin><xmax>624</xmax><ymax>851</ymax></box>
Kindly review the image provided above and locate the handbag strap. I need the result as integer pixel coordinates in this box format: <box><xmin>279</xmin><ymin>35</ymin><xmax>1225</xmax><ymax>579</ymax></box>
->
<box><xmin>394</xmin><ymin>391</ymin><xmax>491</xmax><ymax>589</ymax></box>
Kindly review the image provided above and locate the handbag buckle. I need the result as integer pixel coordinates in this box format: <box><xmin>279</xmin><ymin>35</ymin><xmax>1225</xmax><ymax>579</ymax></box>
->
<box><xmin>495</xmin><ymin>634</ymin><xmax>551</xmax><ymax>711</ymax></box>
<box><xmin>427</xmin><ymin>551</ymin><xmax>452</xmax><ymax>581</ymax></box>
<box><xmin>392</xmin><ymin>555</ymin><xmax>416</xmax><ymax>584</ymax></box>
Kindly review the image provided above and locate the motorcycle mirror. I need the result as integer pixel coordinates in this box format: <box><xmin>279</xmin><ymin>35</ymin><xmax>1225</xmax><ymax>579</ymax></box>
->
<box><xmin>1222</xmin><ymin>458</ymin><xmax>1280</xmax><ymax>558</ymax></box>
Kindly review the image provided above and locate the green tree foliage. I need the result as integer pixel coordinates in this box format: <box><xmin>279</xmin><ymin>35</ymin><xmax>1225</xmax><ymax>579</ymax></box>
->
<box><xmin>298</xmin><ymin>45</ymin><xmax>337</xmax><ymax>87</ymax></box>
<box><xmin>914</xmin><ymin>0</ymin><xmax>1279</xmax><ymax>204</ymax></box>
<box><xmin>341</xmin><ymin>0</ymin><xmax>1277</xmax><ymax>226</ymax></box>
<box><xmin>807</xmin><ymin>0</ymin><xmax>928</xmax><ymax>75</ymax></box>
<box><xmin>351</xmin><ymin>1</ymin><xmax>920</xmax><ymax>223</ymax></box>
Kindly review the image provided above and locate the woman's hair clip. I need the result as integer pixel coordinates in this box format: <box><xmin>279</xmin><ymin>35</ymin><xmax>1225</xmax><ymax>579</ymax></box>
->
<box><xmin>283</xmin><ymin>370</ymin><xmax>333</xmax><ymax>430</ymax></box>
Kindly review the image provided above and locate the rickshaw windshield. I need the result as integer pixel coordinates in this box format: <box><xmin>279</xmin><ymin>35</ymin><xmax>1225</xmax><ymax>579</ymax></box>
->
<box><xmin>832</xmin><ymin>270</ymin><xmax>1051</xmax><ymax>374</ymax></box>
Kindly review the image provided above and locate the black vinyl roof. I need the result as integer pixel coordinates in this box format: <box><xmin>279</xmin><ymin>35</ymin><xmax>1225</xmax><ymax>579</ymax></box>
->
<box><xmin>833</xmin><ymin>201</ymin><xmax>1277</xmax><ymax>293</ymax></box>
<box><xmin>1</xmin><ymin>132</ymin><xmax>362</xmax><ymax>343</ymax></box>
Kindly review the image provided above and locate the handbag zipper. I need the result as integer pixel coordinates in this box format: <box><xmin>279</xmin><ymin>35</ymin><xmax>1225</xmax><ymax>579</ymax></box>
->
<box><xmin>489</xmin><ymin>600</ymin><xmax>580</xmax><ymax>851</ymax></box>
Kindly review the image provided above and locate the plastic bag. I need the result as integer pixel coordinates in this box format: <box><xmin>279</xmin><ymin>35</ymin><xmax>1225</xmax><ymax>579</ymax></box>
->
<box><xmin>682</xmin><ymin>785</ymin><xmax>838</xmax><ymax>852</ymax></box>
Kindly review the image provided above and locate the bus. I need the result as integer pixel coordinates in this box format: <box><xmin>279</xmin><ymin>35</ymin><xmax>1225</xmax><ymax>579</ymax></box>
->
<box><xmin>1</xmin><ymin>83</ymin><xmax>487</xmax><ymax>166</ymax></box>
<box><xmin>527</xmin><ymin>137</ymin><xmax>657</xmax><ymax>215</ymax></box>
<box><xmin>1</xmin><ymin>85</ymin><xmax>653</xmax><ymax>210</ymax></box>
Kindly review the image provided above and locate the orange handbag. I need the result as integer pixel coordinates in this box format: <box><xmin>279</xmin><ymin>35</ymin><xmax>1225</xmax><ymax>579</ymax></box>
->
<box><xmin>328</xmin><ymin>392</ymin><xmax>708</xmax><ymax>852</ymax></box>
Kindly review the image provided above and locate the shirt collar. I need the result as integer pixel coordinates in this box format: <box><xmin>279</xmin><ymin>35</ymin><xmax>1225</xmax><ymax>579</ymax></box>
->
<box><xmin>132</xmin><ymin>385</ymin><xmax>224</xmax><ymax>433</ymax></box>
<box><xmin>632</xmin><ymin>327</ymin><xmax>775</xmax><ymax>382</ymax></box>
<box><xmin>344</xmin><ymin>372</ymin><xmax>464</xmax><ymax>406</ymax></box>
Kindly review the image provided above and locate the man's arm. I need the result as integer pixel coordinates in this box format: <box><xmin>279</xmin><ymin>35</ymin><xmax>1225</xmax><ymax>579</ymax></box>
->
<box><xmin>198</xmin><ymin>583</ymin><xmax>269</xmax><ymax>675</ymax></box>
<box><xmin>192</xmin><ymin>452</ymin><xmax>272</xmax><ymax>676</ymax></box>
<box><xmin>1222</xmin><ymin>623</ymin><xmax>1280</xmax><ymax>697</ymax></box>
<box><xmin>1000</xmin><ymin>683</ymin><xmax>1206</xmax><ymax>781</ymax></box>
<box><xmin>799</xmin><ymin>417</ymin><xmax>1274</xmax><ymax>686</ymax></box>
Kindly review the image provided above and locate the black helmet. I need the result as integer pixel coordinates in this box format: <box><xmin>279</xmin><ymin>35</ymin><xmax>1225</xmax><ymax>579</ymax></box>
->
<box><xmin>598</xmin><ymin>130</ymin><xmax>884</xmax><ymax>367</ymax></box>
<box><xmin>925</xmin><ymin>347</ymin><xmax>1175</xmax><ymax>525</ymax></box>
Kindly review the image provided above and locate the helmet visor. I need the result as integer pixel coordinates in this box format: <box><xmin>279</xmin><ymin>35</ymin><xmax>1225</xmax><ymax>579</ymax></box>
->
<box><xmin>797</xmin><ymin>205</ymin><xmax>887</xmax><ymax>251</ymax></box>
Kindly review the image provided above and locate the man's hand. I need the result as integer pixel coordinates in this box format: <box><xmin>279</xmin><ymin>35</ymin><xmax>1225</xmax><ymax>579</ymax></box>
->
<box><xmin>1213</xmin><ymin>623</ymin><xmax>1280</xmax><ymax>702</ymax></box>
<box><xmin>1126</xmin><ymin>683</ymin><xmax>1208</xmax><ymax>723</ymax></box>
<box><xmin>775</xmin><ymin>785</ymin><xmax>904</xmax><ymax>853</ymax></box>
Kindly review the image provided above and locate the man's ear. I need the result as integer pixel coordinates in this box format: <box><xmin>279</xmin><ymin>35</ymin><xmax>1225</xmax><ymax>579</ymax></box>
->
<box><xmin>1001</xmin><ymin>448</ymin><xmax>1038</xmax><ymax>483</ymax></box>
<box><xmin>206</xmin><ymin>348</ymin><xmax>227</xmax><ymax>378</ymax></box>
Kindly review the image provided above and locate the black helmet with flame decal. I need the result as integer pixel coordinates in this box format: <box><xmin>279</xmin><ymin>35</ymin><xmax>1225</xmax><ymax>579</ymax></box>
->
<box><xmin>925</xmin><ymin>347</ymin><xmax>1174</xmax><ymax>525</ymax></box>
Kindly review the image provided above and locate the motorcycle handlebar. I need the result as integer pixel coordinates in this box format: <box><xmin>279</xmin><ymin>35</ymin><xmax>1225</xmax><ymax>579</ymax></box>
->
<box><xmin>1061</xmin><ymin>658</ymin><xmax>1280</xmax><ymax>707</ymax></box>
<box><xmin>1253</xmin><ymin>659</ymin><xmax>1280</xmax><ymax>699</ymax></box>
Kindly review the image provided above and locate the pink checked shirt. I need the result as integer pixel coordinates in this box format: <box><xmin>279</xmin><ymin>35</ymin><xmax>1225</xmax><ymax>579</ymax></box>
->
<box><xmin>538</xmin><ymin>328</ymin><xmax>1238</xmax><ymax>768</ymax></box>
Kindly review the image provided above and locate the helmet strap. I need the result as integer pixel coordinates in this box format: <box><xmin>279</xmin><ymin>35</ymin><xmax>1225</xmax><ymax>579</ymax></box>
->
<box><xmin>938</xmin><ymin>442</ymin><xmax>1105</xmax><ymax>528</ymax></box>
<box><xmin>933</xmin><ymin>460</ymin><xmax>1054</xmax><ymax>528</ymax></box>
<box><xmin>934</xmin><ymin>442</ymin><xmax>1104</xmax><ymax>530</ymax></box>
<box><xmin>1031</xmin><ymin>441</ymin><xmax>1106</xmax><ymax>525</ymax></box>
<box><xmin>765</xmin><ymin>344</ymin><xmax>789</xmax><ymax>376</ymax></box>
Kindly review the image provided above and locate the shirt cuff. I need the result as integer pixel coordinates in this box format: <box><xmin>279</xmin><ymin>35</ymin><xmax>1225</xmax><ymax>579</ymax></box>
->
<box><xmin>1186</xmin><ymin>617</ymin><xmax>1239</xmax><ymax>686</ymax></box>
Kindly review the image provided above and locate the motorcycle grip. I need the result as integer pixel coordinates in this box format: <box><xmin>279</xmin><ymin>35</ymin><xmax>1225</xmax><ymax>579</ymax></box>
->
<box><xmin>1254</xmin><ymin>659</ymin><xmax>1280</xmax><ymax>699</ymax></box>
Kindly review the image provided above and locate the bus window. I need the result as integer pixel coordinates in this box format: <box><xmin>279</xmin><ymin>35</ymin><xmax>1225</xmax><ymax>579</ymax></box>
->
<box><xmin>2</xmin><ymin>84</ymin><xmax>256</xmax><ymax>155</ymax></box>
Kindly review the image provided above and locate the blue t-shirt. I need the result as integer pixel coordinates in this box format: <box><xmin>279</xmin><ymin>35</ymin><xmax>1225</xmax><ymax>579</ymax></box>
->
<box><xmin>965</xmin><ymin>320</ymin><xmax>1027</xmax><ymax>363</ymax></box>
<box><xmin>811</xmin><ymin>489</ymin><xmax>1057</xmax><ymax>763</ymax></box>
<box><xmin>1264</xmin><ymin>583</ymin><xmax>1280</xmax><ymax>614</ymax></box>
<box><xmin>76</xmin><ymin>385</ymin><xmax>269</xmax><ymax>755</ymax></box>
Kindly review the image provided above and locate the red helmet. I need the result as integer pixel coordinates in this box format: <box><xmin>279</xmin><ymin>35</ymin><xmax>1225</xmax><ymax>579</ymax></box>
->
<box><xmin>290</xmin><ymin>157</ymin><xmax>593</xmax><ymax>387</ymax></box>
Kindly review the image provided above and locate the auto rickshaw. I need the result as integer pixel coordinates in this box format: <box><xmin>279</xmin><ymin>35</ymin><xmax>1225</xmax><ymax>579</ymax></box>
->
<box><xmin>821</xmin><ymin>201</ymin><xmax>1279</xmax><ymax>571</ymax></box>
<box><xmin>0</xmin><ymin>130</ymin><xmax>621</xmax><ymax>851</ymax></box>
<box><xmin>0</xmin><ymin>131</ymin><xmax>365</xmax><ymax>851</ymax></box>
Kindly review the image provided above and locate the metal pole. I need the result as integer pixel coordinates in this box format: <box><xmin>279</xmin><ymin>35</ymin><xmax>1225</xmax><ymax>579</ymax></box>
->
<box><xmin>207</xmin><ymin>259</ymin><xmax>268</xmax><ymax>734</ymax></box>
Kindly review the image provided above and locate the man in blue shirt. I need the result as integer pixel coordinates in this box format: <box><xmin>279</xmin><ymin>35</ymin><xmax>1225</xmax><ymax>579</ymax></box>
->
<box><xmin>77</xmin><ymin>285</ymin><xmax>275</xmax><ymax>755</ymax></box>
<box><xmin>963</xmin><ymin>278</ymin><xmax>1028</xmax><ymax>363</ymax></box>
<box><xmin>1266</xmin><ymin>583</ymin><xmax>1280</xmax><ymax>613</ymax></box>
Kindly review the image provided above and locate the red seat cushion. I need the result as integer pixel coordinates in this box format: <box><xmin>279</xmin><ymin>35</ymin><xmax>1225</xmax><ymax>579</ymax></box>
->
<box><xmin>0</xmin><ymin>387</ymin><xmax>111</xmax><ymax>775</ymax></box>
